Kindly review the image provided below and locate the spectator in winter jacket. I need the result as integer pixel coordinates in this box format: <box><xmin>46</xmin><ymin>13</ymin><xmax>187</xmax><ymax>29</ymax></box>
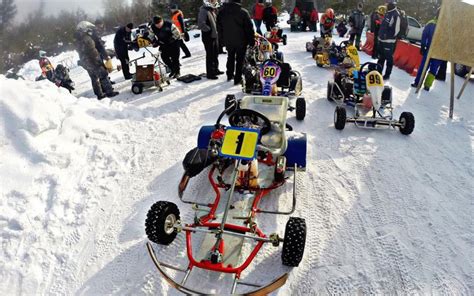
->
<box><xmin>198</xmin><ymin>0</ymin><xmax>222</xmax><ymax>79</ymax></box>
<box><xmin>377</xmin><ymin>0</ymin><xmax>400</xmax><ymax>80</ymax></box>
<box><xmin>114</xmin><ymin>23</ymin><xmax>133</xmax><ymax>80</ymax></box>
<box><xmin>411</xmin><ymin>12</ymin><xmax>442</xmax><ymax>91</ymax></box>
<box><xmin>252</xmin><ymin>0</ymin><xmax>265</xmax><ymax>35</ymax></box>
<box><xmin>75</xmin><ymin>21</ymin><xmax>118</xmax><ymax>100</ymax></box>
<box><xmin>336</xmin><ymin>17</ymin><xmax>348</xmax><ymax>37</ymax></box>
<box><xmin>349</xmin><ymin>2</ymin><xmax>365</xmax><ymax>50</ymax></box>
<box><xmin>370</xmin><ymin>5</ymin><xmax>386</xmax><ymax>59</ymax></box>
<box><xmin>151</xmin><ymin>16</ymin><xmax>182</xmax><ymax>78</ymax></box>
<box><xmin>262</xmin><ymin>0</ymin><xmax>278</xmax><ymax>32</ymax></box>
<box><xmin>171</xmin><ymin>4</ymin><xmax>192</xmax><ymax>59</ymax></box>
<box><xmin>217</xmin><ymin>0</ymin><xmax>255</xmax><ymax>84</ymax></box>
<box><xmin>309</xmin><ymin>8</ymin><xmax>319</xmax><ymax>32</ymax></box>
<box><xmin>320</xmin><ymin>8</ymin><xmax>335</xmax><ymax>37</ymax></box>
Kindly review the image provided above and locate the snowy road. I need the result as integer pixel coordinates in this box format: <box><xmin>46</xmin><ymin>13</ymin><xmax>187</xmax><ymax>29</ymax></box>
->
<box><xmin>1</xmin><ymin>19</ymin><xmax>473</xmax><ymax>295</ymax></box>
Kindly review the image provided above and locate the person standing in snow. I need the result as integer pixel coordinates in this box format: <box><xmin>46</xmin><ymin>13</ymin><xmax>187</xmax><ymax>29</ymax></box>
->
<box><xmin>198</xmin><ymin>0</ymin><xmax>222</xmax><ymax>79</ymax></box>
<box><xmin>217</xmin><ymin>0</ymin><xmax>255</xmax><ymax>85</ymax></box>
<box><xmin>377</xmin><ymin>0</ymin><xmax>401</xmax><ymax>80</ymax></box>
<box><xmin>262</xmin><ymin>0</ymin><xmax>278</xmax><ymax>32</ymax></box>
<box><xmin>74</xmin><ymin>21</ymin><xmax>118</xmax><ymax>100</ymax></box>
<box><xmin>370</xmin><ymin>5</ymin><xmax>386</xmax><ymax>59</ymax></box>
<box><xmin>252</xmin><ymin>0</ymin><xmax>265</xmax><ymax>35</ymax></box>
<box><xmin>411</xmin><ymin>9</ymin><xmax>442</xmax><ymax>91</ymax></box>
<box><xmin>150</xmin><ymin>16</ymin><xmax>182</xmax><ymax>78</ymax></box>
<box><xmin>309</xmin><ymin>7</ymin><xmax>319</xmax><ymax>32</ymax></box>
<box><xmin>320</xmin><ymin>8</ymin><xmax>335</xmax><ymax>37</ymax></box>
<box><xmin>348</xmin><ymin>2</ymin><xmax>365</xmax><ymax>50</ymax></box>
<box><xmin>114</xmin><ymin>23</ymin><xmax>134</xmax><ymax>80</ymax></box>
<box><xmin>171</xmin><ymin>4</ymin><xmax>192</xmax><ymax>59</ymax></box>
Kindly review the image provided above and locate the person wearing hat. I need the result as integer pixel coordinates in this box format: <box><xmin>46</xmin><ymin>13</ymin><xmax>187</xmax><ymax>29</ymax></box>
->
<box><xmin>370</xmin><ymin>5</ymin><xmax>386</xmax><ymax>59</ymax></box>
<box><xmin>217</xmin><ymin>0</ymin><xmax>255</xmax><ymax>85</ymax></box>
<box><xmin>114</xmin><ymin>23</ymin><xmax>134</xmax><ymax>80</ymax></box>
<box><xmin>198</xmin><ymin>0</ymin><xmax>222</xmax><ymax>79</ymax></box>
<box><xmin>348</xmin><ymin>2</ymin><xmax>365</xmax><ymax>50</ymax></box>
<box><xmin>377</xmin><ymin>0</ymin><xmax>401</xmax><ymax>80</ymax></box>
<box><xmin>320</xmin><ymin>8</ymin><xmax>335</xmax><ymax>38</ymax></box>
<box><xmin>75</xmin><ymin>21</ymin><xmax>118</xmax><ymax>99</ymax></box>
<box><xmin>150</xmin><ymin>16</ymin><xmax>182</xmax><ymax>78</ymax></box>
<box><xmin>262</xmin><ymin>0</ymin><xmax>278</xmax><ymax>32</ymax></box>
<box><xmin>171</xmin><ymin>4</ymin><xmax>192</xmax><ymax>59</ymax></box>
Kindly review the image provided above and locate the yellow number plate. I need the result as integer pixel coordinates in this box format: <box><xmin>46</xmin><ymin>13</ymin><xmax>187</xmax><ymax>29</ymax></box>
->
<box><xmin>263</xmin><ymin>66</ymin><xmax>277</xmax><ymax>78</ymax></box>
<box><xmin>220</xmin><ymin>127</ymin><xmax>259</xmax><ymax>160</ymax></box>
<box><xmin>366</xmin><ymin>72</ymin><xmax>383</xmax><ymax>87</ymax></box>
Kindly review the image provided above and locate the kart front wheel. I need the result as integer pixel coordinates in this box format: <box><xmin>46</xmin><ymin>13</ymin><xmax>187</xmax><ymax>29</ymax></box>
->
<box><xmin>399</xmin><ymin>112</ymin><xmax>415</xmax><ymax>135</ymax></box>
<box><xmin>334</xmin><ymin>106</ymin><xmax>346</xmax><ymax>130</ymax></box>
<box><xmin>282</xmin><ymin>217</ymin><xmax>306</xmax><ymax>267</ymax></box>
<box><xmin>296</xmin><ymin>97</ymin><xmax>306</xmax><ymax>120</ymax></box>
<box><xmin>145</xmin><ymin>201</ymin><xmax>180</xmax><ymax>245</ymax></box>
<box><xmin>131</xmin><ymin>83</ymin><xmax>143</xmax><ymax>95</ymax></box>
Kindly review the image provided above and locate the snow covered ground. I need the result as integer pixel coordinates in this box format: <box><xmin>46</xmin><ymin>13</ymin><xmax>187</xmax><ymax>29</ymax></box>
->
<box><xmin>1</xmin><ymin>17</ymin><xmax>473</xmax><ymax>295</ymax></box>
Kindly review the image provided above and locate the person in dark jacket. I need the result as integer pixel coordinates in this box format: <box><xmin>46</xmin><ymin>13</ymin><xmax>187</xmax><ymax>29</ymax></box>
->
<box><xmin>198</xmin><ymin>0</ymin><xmax>222</xmax><ymax>79</ymax></box>
<box><xmin>370</xmin><ymin>5</ymin><xmax>386</xmax><ymax>59</ymax></box>
<box><xmin>411</xmin><ymin>15</ymin><xmax>442</xmax><ymax>91</ymax></box>
<box><xmin>262</xmin><ymin>0</ymin><xmax>278</xmax><ymax>32</ymax></box>
<box><xmin>114</xmin><ymin>23</ymin><xmax>133</xmax><ymax>79</ymax></box>
<box><xmin>377</xmin><ymin>0</ymin><xmax>400</xmax><ymax>80</ymax></box>
<box><xmin>75</xmin><ymin>21</ymin><xmax>118</xmax><ymax>100</ymax></box>
<box><xmin>171</xmin><ymin>4</ymin><xmax>191</xmax><ymax>59</ymax></box>
<box><xmin>151</xmin><ymin>16</ymin><xmax>182</xmax><ymax>78</ymax></box>
<box><xmin>217</xmin><ymin>0</ymin><xmax>255</xmax><ymax>84</ymax></box>
<box><xmin>348</xmin><ymin>2</ymin><xmax>365</xmax><ymax>50</ymax></box>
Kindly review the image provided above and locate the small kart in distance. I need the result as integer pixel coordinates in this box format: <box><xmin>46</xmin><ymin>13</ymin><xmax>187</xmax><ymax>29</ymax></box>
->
<box><xmin>328</xmin><ymin>62</ymin><xmax>415</xmax><ymax>135</ymax></box>
<box><xmin>145</xmin><ymin>95</ymin><xmax>307</xmax><ymax>294</ymax></box>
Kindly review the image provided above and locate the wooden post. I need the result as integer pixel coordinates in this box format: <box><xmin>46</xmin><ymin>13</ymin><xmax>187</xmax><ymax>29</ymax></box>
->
<box><xmin>449</xmin><ymin>63</ymin><xmax>455</xmax><ymax>119</ymax></box>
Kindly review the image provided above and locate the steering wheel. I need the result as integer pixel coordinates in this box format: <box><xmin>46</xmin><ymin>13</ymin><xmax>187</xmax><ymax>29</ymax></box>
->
<box><xmin>228</xmin><ymin>109</ymin><xmax>271</xmax><ymax>135</ymax></box>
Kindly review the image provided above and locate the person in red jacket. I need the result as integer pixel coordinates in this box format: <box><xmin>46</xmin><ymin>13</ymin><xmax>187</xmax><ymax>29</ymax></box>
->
<box><xmin>320</xmin><ymin>8</ymin><xmax>335</xmax><ymax>37</ymax></box>
<box><xmin>309</xmin><ymin>8</ymin><xmax>319</xmax><ymax>32</ymax></box>
<box><xmin>252</xmin><ymin>0</ymin><xmax>265</xmax><ymax>35</ymax></box>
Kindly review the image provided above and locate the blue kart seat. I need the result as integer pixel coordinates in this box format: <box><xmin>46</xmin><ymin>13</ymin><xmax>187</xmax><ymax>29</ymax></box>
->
<box><xmin>353</xmin><ymin>70</ymin><xmax>367</xmax><ymax>97</ymax></box>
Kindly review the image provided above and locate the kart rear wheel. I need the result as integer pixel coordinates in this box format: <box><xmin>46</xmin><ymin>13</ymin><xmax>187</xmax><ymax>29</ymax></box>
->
<box><xmin>296</xmin><ymin>97</ymin><xmax>306</xmax><ymax>120</ymax></box>
<box><xmin>327</xmin><ymin>81</ymin><xmax>334</xmax><ymax>101</ymax></box>
<box><xmin>399</xmin><ymin>112</ymin><xmax>415</xmax><ymax>135</ymax></box>
<box><xmin>131</xmin><ymin>83</ymin><xmax>143</xmax><ymax>94</ymax></box>
<box><xmin>145</xmin><ymin>201</ymin><xmax>180</xmax><ymax>245</ymax></box>
<box><xmin>225</xmin><ymin>94</ymin><xmax>237</xmax><ymax>115</ymax></box>
<box><xmin>334</xmin><ymin>106</ymin><xmax>346</xmax><ymax>130</ymax></box>
<box><xmin>282</xmin><ymin>217</ymin><xmax>306</xmax><ymax>267</ymax></box>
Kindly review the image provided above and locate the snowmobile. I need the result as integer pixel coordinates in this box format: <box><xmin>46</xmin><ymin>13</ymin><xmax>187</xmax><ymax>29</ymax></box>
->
<box><xmin>129</xmin><ymin>47</ymin><xmax>171</xmax><ymax>94</ymax></box>
<box><xmin>328</xmin><ymin>62</ymin><xmax>415</xmax><ymax>135</ymax></box>
<box><xmin>145</xmin><ymin>95</ymin><xmax>307</xmax><ymax>294</ymax></box>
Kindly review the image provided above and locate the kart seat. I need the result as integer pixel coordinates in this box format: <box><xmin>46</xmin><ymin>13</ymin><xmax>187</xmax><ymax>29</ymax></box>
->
<box><xmin>239</xmin><ymin>96</ymin><xmax>289</xmax><ymax>156</ymax></box>
<box><xmin>353</xmin><ymin>70</ymin><xmax>367</xmax><ymax>96</ymax></box>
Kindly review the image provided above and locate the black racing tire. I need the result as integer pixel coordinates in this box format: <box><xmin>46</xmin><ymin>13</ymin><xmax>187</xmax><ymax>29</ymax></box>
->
<box><xmin>282</xmin><ymin>217</ymin><xmax>306</xmax><ymax>267</ymax></box>
<box><xmin>145</xmin><ymin>201</ymin><xmax>180</xmax><ymax>245</ymax></box>
<box><xmin>399</xmin><ymin>112</ymin><xmax>415</xmax><ymax>135</ymax></box>
<box><xmin>131</xmin><ymin>83</ymin><xmax>143</xmax><ymax>95</ymax></box>
<box><xmin>334</xmin><ymin>106</ymin><xmax>346</xmax><ymax>130</ymax></box>
<box><xmin>296</xmin><ymin>97</ymin><xmax>306</xmax><ymax>120</ymax></box>
<box><xmin>381</xmin><ymin>86</ymin><xmax>392</xmax><ymax>105</ymax></box>
<box><xmin>327</xmin><ymin>81</ymin><xmax>334</xmax><ymax>101</ymax></box>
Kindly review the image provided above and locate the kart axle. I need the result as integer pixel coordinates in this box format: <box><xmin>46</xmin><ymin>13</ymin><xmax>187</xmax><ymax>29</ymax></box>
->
<box><xmin>180</xmin><ymin>225</ymin><xmax>274</xmax><ymax>243</ymax></box>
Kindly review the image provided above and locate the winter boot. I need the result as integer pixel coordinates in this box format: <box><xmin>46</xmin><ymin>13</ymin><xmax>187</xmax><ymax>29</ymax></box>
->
<box><xmin>424</xmin><ymin>72</ymin><xmax>436</xmax><ymax>91</ymax></box>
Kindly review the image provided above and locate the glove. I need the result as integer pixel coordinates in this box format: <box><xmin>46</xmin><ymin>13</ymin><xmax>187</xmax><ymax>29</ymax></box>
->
<box><xmin>105</xmin><ymin>58</ymin><xmax>113</xmax><ymax>72</ymax></box>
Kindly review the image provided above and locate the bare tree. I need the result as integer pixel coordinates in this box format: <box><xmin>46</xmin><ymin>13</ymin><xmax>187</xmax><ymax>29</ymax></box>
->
<box><xmin>0</xmin><ymin>0</ymin><xmax>17</xmax><ymax>32</ymax></box>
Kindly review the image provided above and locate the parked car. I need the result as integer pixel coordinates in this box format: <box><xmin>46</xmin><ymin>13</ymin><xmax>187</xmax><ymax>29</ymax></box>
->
<box><xmin>405</xmin><ymin>16</ymin><xmax>423</xmax><ymax>43</ymax></box>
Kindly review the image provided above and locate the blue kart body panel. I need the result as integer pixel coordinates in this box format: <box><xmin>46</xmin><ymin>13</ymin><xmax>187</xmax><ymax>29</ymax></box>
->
<box><xmin>284</xmin><ymin>132</ymin><xmax>307</xmax><ymax>171</ymax></box>
<box><xmin>197</xmin><ymin>125</ymin><xmax>215</xmax><ymax>149</ymax></box>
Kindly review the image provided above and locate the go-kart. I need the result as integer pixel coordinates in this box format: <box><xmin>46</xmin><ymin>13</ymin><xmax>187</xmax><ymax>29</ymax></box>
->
<box><xmin>328</xmin><ymin>62</ymin><xmax>415</xmax><ymax>135</ymax></box>
<box><xmin>145</xmin><ymin>95</ymin><xmax>307</xmax><ymax>294</ymax></box>
<box><xmin>241</xmin><ymin>58</ymin><xmax>305</xmax><ymax>120</ymax></box>
<box><xmin>265</xmin><ymin>26</ymin><xmax>287</xmax><ymax>46</ymax></box>
<box><xmin>313</xmin><ymin>40</ymin><xmax>360</xmax><ymax>69</ymax></box>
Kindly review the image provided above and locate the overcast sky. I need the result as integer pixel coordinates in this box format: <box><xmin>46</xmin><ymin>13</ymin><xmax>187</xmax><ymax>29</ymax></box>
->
<box><xmin>14</xmin><ymin>0</ymin><xmax>109</xmax><ymax>23</ymax></box>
